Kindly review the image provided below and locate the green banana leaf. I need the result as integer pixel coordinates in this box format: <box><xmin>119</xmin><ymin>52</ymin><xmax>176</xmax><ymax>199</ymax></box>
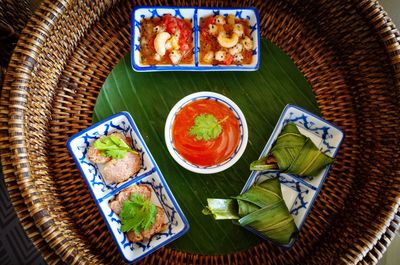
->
<box><xmin>236</xmin><ymin>177</ymin><xmax>283</xmax><ymax>217</ymax></box>
<box><xmin>202</xmin><ymin>199</ymin><xmax>239</xmax><ymax>220</ymax></box>
<box><xmin>237</xmin><ymin>200</ymin><xmax>260</xmax><ymax>217</ymax></box>
<box><xmin>238</xmin><ymin>201</ymin><xmax>296</xmax><ymax>244</ymax></box>
<box><xmin>93</xmin><ymin>39</ymin><xmax>319</xmax><ymax>254</ymax></box>
<box><xmin>286</xmin><ymin>139</ymin><xmax>334</xmax><ymax>176</ymax></box>
<box><xmin>251</xmin><ymin>123</ymin><xmax>333</xmax><ymax>176</ymax></box>
<box><xmin>234</xmin><ymin>185</ymin><xmax>282</xmax><ymax>208</ymax></box>
<box><xmin>248</xmin><ymin>159</ymin><xmax>278</xmax><ymax>171</ymax></box>
<box><xmin>257</xmin><ymin>177</ymin><xmax>282</xmax><ymax>197</ymax></box>
<box><xmin>204</xmin><ymin>178</ymin><xmax>298</xmax><ymax>245</ymax></box>
<box><xmin>271</xmin><ymin>123</ymin><xmax>307</xmax><ymax>171</ymax></box>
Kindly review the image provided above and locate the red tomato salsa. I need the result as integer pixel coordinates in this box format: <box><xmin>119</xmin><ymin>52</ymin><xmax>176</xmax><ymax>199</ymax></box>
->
<box><xmin>199</xmin><ymin>14</ymin><xmax>253</xmax><ymax>65</ymax></box>
<box><xmin>172</xmin><ymin>99</ymin><xmax>241</xmax><ymax>167</ymax></box>
<box><xmin>140</xmin><ymin>14</ymin><xmax>194</xmax><ymax>65</ymax></box>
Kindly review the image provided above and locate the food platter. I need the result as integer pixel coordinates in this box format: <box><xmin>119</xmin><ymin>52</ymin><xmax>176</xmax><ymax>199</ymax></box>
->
<box><xmin>2</xmin><ymin>0</ymin><xmax>399</xmax><ymax>264</ymax></box>
<box><xmin>66</xmin><ymin>6</ymin><xmax>345</xmax><ymax>262</ymax></box>
<box><xmin>92</xmin><ymin>38</ymin><xmax>321</xmax><ymax>256</ymax></box>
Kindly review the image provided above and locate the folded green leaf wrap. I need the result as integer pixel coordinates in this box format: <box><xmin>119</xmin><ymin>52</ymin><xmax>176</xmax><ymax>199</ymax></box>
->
<box><xmin>203</xmin><ymin>178</ymin><xmax>298</xmax><ymax>245</ymax></box>
<box><xmin>202</xmin><ymin>199</ymin><xmax>239</xmax><ymax>220</ymax></box>
<box><xmin>250</xmin><ymin>123</ymin><xmax>334</xmax><ymax>176</ymax></box>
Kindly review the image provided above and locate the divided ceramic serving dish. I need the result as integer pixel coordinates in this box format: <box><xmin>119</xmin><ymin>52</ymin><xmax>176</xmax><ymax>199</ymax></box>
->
<box><xmin>67</xmin><ymin>112</ymin><xmax>189</xmax><ymax>263</ymax></box>
<box><xmin>131</xmin><ymin>6</ymin><xmax>260</xmax><ymax>71</ymax></box>
<box><xmin>242</xmin><ymin>104</ymin><xmax>344</xmax><ymax>248</ymax></box>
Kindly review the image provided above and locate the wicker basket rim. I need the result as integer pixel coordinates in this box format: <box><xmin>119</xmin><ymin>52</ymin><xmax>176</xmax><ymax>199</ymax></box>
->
<box><xmin>1</xmin><ymin>0</ymin><xmax>399</xmax><ymax>264</ymax></box>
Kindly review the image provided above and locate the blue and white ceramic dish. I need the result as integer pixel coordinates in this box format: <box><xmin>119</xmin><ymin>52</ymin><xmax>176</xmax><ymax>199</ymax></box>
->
<box><xmin>241</xmin><ymin>104</ymin><xmax>344</xmax><ymax>248</ymax></box>
<box><xmin>196</xmin><ymin>8</ymin><xmax>260</xmax><ymax>71</ymax></box>
<box><xmin>67</xmin><ymin>112</ymin><xmax>189</xmax><ymax>263</ymax></box>
<box><xmin>164</xmin><ymin>91</ymin><xmax>248</xmax><ymax>174</ymax></box>
<box><xmin>131</xmin><ymin>6</ymin><xmax>260</xmax><ymax>72</ymax></box>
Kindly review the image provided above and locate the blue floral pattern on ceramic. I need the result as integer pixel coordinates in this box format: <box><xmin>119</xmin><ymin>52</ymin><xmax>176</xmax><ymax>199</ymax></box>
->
<box><xmin>131</xmin><ymin>6</ymin><xmax>260</xmax><ymax>72</ymax></box>
<box><xmin>196</xmin><ymin>8</ymin><xmax>259</xmax><ymax>70</ymax></box>
<box><xmin>241</xmin><ymin>104</ymin><xmax>344</xmax><ymax>248</ymax></box>
<box><xmin>67</xmin><ymin>112</ymin><xmax>189</xmax><ymax>263</ymax></box>
<box><xmin>70</xmin><ymin>119</ymin><xmax>153</xmax><ymax>199</ymax></box>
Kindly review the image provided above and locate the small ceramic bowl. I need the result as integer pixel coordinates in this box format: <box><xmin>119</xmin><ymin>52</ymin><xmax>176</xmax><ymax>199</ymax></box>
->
<box><xmin>131</xmin><ymin>6</ymin><xmax>260</xmax><ymax>71</ymax></box>
<box><xmin>241</xmin><ymin>104</ymin><xmax>344</xmax><ymax>248</ymax></box>
<box><xmin>67</xmin><ymin>112</ymin><xmax>189</xmax><ymax>263</ymax></box>
<box><xmin>164</xmin><ymin>92</ymin><xmax>248</xmax><ymax>174</ymax></box>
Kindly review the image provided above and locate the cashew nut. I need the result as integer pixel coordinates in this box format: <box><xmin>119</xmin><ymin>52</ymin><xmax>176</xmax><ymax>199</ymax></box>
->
<box><xmin>242</xmin><ymin>36</ymin><xmax>253</xmax><ymax>50</ymax></box>
<box><xmin>229</xmin><ymin>43</ymin><xmax>243</xmax><ymax>55</ymax></box>
<box><xmin>233</xmin><ymin>24</ymin><xmax>244</xmax><ymax>37</ymax></box>
<box><xmin>217</xmin><ymin>32</ymin><xmax>239</xmax><ymax>48</ymax></box>
<box><xmin>165</xmin><ymin>40</ymin><xmax>172</xmax><ymax>50</ymax></box>
<box><xmin>154</xmin><ymin>53</ymin><xmax>162</xmax><ymax>61</ymax></box>
<box><xmin>203</xmin><ymin>51</ymin><xmax>214</xmax><ymax>63</ymax></box>
<box><xmin>215</xmin><ymin>50</ymin><xmax>226</xmax><ymax>61</ymax></box>
<box><xmin>166</xmin><ymin>36</ymin><xmax>179</xmax><ymax>50</ymax></box>
<box><xmin>208</xmin><ymin>24</ymin><xmax>218</xmax><ymax>35</ymax></box>
<box><xmin>215</xmin><ymin>15</ymin><xmax>226</xmax><ymax>25</ymax></box>
<box><xmin>233</xmin><ymin>53</ymin><xmax>244</xmax><ymax>63</ymax></box>
<box><xmin>169</xmin><ymin>50</ymin><xmax>182</xmax><ymax>65</ymax></box>
<box><xmin>154</xmin><ymin>32</ymin><xmax>171</xmax><ymax>56</ymax></box>
<box><xmin>153</xmin><ymin>25</ymin><xmax>165</xmax><ymax>33</ymax></box>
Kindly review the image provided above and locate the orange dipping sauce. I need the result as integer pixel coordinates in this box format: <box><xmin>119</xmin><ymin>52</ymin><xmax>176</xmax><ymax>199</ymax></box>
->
<box><xmin>172</xmin><ymin>98</ymin><xmax>241</xmax><ymax>167</ymax></box>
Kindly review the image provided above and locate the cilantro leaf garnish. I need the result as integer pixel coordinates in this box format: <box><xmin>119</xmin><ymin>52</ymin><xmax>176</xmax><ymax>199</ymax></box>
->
<box><xmin>188</xmin><ymin>114</ymin><xmax>228</xmax><ymax>141</ymax></box>
<box><xmin>93</xmin><ymin>135</ymin><xmax>138</xmax><ymax>159</ymax></box>
<box><xmin>120</xmin><ymin>193</ymin><xmax>157</xmax><ymax>234</ymax></box>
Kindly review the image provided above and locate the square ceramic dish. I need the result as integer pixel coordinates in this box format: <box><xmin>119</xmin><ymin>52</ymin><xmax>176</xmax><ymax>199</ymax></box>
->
<box><xmin>67</xmin><ymin>112</ymin><xmax>189</xmax><ymax>263</ymax></box>
<box><xmin>131</xmin><ymin>6</ymin><xmax>196</xmax><ymax>71</ymax></box>
<box><xmin>241</xmin><ymin>104</ymin><xmax>344</xmax><ymax>248</ymax></box>
<box><xmin>196</xmin><ymin>7</ymin><xmax>260</xmax><ymax>70</ymax></box>
<box><xmin>131</xmin><ymin>6</ymin><xmax>260</xmax><ymax>71</ymax></box>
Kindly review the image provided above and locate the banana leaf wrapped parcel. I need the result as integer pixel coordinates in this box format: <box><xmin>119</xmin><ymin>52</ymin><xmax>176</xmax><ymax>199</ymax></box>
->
<box><xmin>250</xmin><ymin>123</ymin><xmax>334</xmax><ymax>177</ymax></box>
<box><xmin>203</xmin><ymin>178</ymin><xmax>298</xmax><ymax>245</ymax></box>
<box><xmin>204</xmin><ymin>122</ymin><xmax>338</xmax><ymax>245</ymax></box>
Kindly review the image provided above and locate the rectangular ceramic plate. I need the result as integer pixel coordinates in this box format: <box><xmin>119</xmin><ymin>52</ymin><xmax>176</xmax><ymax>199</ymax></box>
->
<box><xmin>241</xmin><ymin>104</ymin><xmax>344</xmax><ymax>248</ymax></box>
<box><xmin>67</xmin><ymin>112</ymin><xmax>189</xmax><ymax>263</ymax></box>
<box><xmin>131</xmin><ymin>6</ymin><xmax>260</xmax><ymax>71</ymax></box>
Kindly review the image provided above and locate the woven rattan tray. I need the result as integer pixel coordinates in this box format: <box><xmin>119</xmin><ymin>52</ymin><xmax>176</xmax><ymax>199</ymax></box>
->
<box><xmin>0</xmin><ymin>0</ymin><xmax>399</xmax><ymax>264</ymax></box>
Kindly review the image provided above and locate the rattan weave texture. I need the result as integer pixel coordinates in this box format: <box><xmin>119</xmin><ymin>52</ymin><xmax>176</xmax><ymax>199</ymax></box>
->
<box><xmin>0</xmin><ymin>0</ymin><xmax>399</xmax><ymax>264</ymax></box>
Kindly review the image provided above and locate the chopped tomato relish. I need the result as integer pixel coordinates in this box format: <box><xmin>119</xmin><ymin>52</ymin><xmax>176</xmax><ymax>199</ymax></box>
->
<box><xmin>140</xmin><ymin>15</ymin><xmax>194</xmax><ymax>65</ymax></box>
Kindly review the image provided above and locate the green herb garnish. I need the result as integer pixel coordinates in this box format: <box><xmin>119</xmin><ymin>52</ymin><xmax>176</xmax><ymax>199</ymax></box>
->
<box><xmin>188</xmin><ymin>114</ymin><xmax>228</xmax><ymax>141</ymax></box>
<box><xmin>93</xmin><ymin>135</ymin><xmax>138</xmax><ymax>160</ymax></box>
<box><xmin>120</xmin><ymin>193</ymin><xmax>157</xmax><ymax>234</ymax></box>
